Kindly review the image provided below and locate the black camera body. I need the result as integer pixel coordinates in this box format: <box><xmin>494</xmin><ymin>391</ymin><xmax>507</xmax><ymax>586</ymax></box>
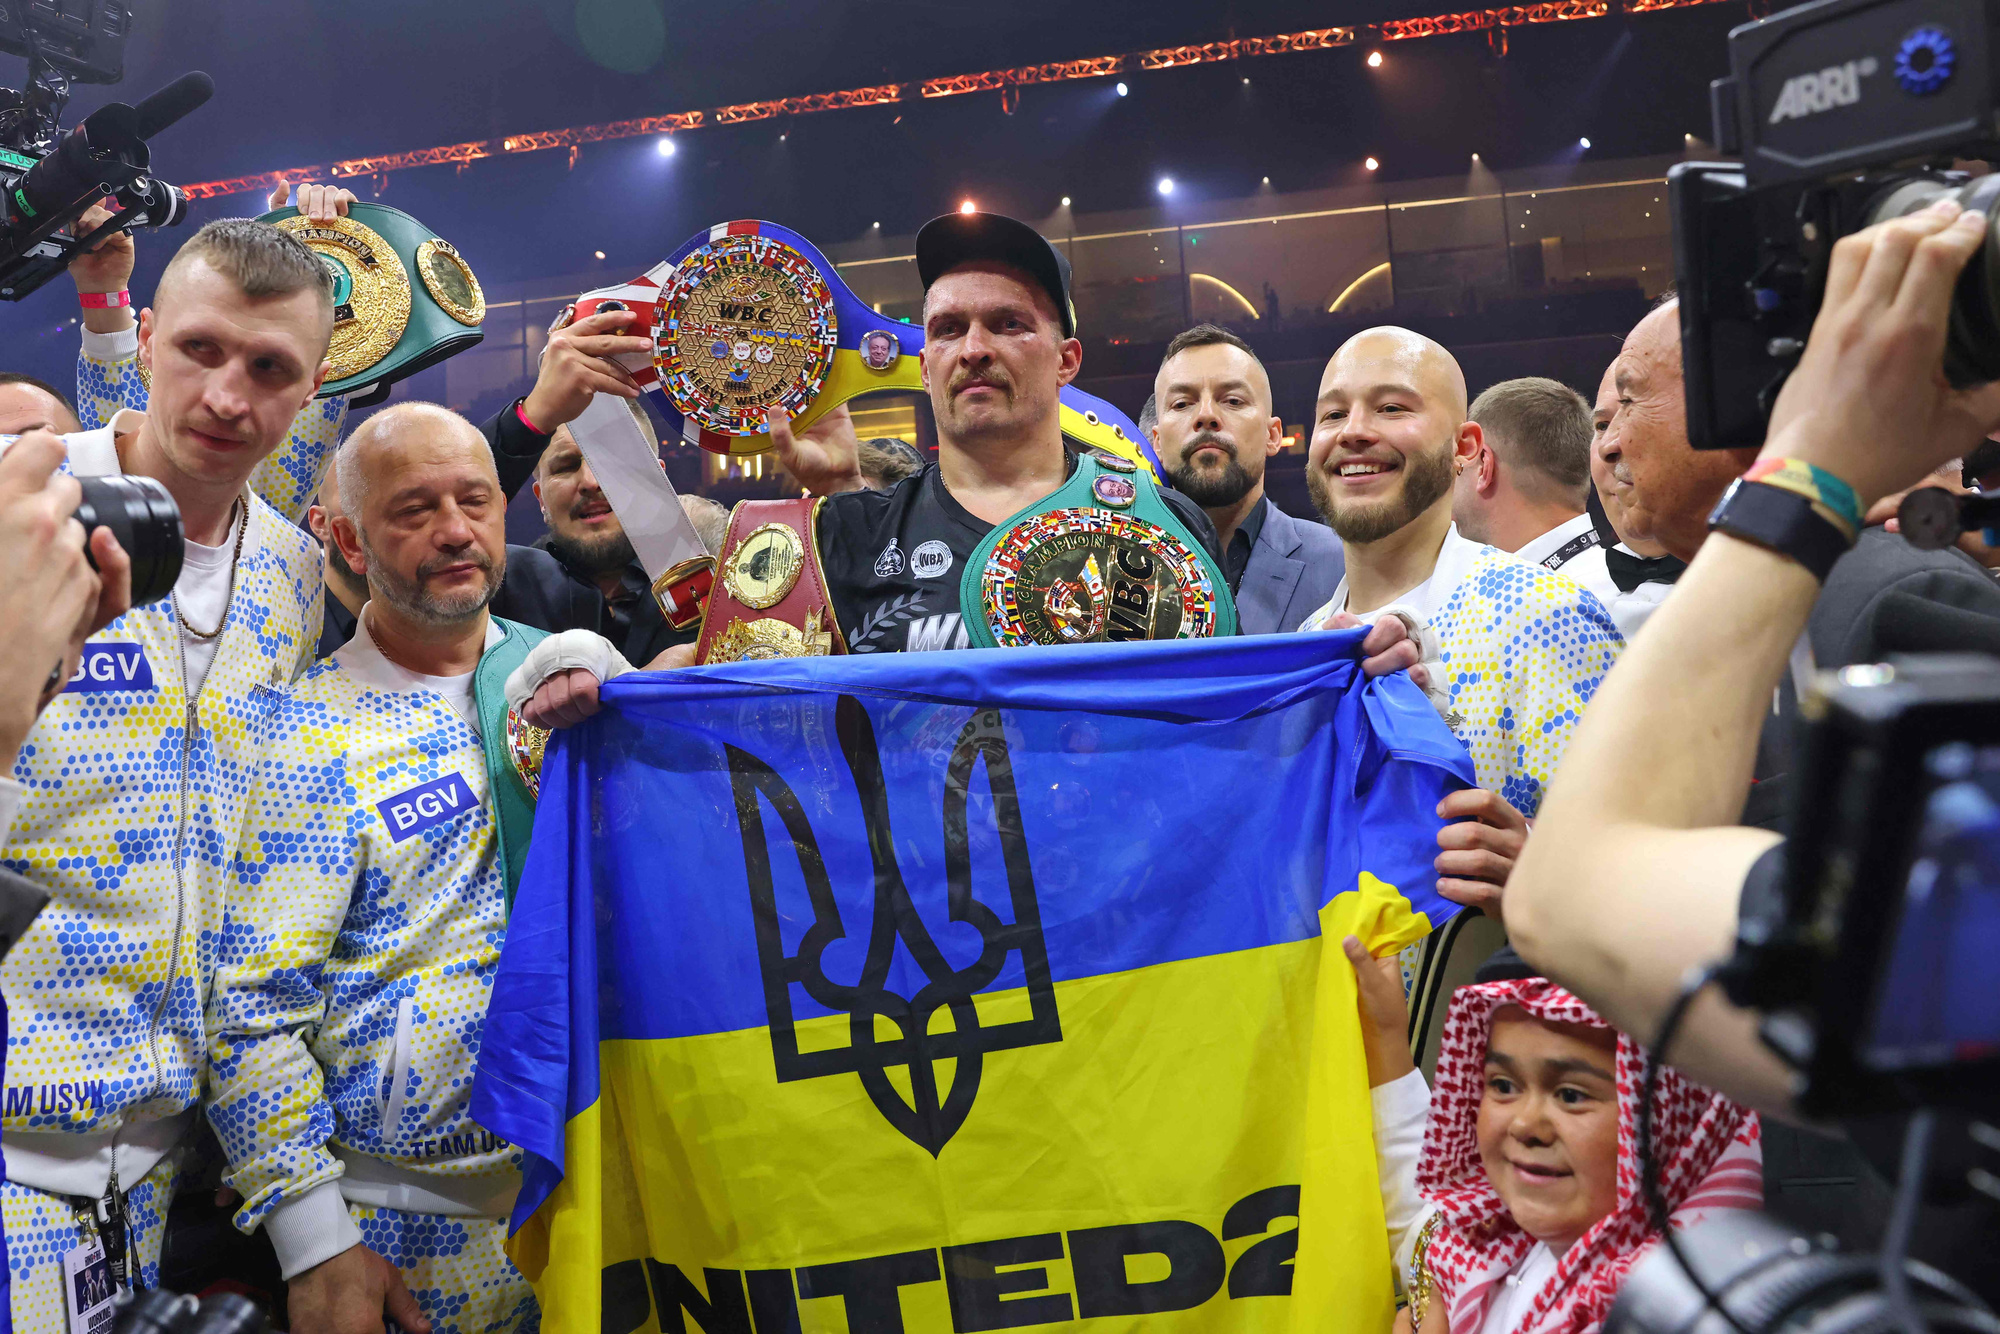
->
<box><xmin>1723</xmin><ymin>654</ymin><xmax>2000</xmax><ymax>1117</ymax></box>
<box><xmin>0</xmin><ymin>1</ymin><xmax>208</xmax><ymax>303</ymax></box>
<box><xmin>1673</xmin><ymin>0</ymin><xmax>2000</xmax><ymax>449</ymax></box>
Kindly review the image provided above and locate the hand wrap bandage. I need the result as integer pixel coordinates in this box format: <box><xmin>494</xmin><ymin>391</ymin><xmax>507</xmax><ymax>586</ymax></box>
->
<box><xmin>503</xmin><ymin>630</ymin><xmax>633</xmax><ymax>716</ymax></box>
<box><xmin>1374</xmin><ymin>605</ymin><xmax>1454</xmax><ymax>724</ymax></box>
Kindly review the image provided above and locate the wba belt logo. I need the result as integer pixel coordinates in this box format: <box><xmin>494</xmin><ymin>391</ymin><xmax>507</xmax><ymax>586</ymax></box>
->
<box><xmin>726</xmin><ymin>697</ymin><xmax>1061</xmax><ymax>1156</ymax></box>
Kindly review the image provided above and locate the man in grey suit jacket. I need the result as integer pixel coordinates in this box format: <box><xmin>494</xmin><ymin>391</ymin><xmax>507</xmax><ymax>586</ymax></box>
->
<box><xmin>1150</xmin><ymin>324</ymin><xmax>1343</xmax><ymax>633</ymax></box>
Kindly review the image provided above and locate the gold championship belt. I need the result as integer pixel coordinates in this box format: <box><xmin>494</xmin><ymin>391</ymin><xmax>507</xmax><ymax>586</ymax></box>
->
<box><xmin>694</xmin><ymin>497</ymin><xmax>845</xmax><ymax>665</ymax></box>
<box><xmin>556</xmin><ymin>218</ymin><xmax>1161</xmax><ymax>470</ymax></box>
<box><xmin>260</xmin><ymin>202</ymin><xmax>485</xmax><ymax>401</ymax></box>
<box><xmin>961</xmin><ymin>453</ymin><xmax>1237</xmax><ymax>648</ymax></box>
<box><xmin>504</xmin><ymin>705</ymin><xmax>549</xmax><ymax>801</ymax></box>
<box><xmin>547</xmin><ymin>218</ymin><xmax>1171</xmax><ymax>662</ymax></box>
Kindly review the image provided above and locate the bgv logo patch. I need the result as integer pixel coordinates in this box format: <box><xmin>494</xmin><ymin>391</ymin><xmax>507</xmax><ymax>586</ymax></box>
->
<box><xmin>376</xmin><ymin>773</ymin><xmax>478</xmax><ymax>842</ymax></box>
<box><xmin>66</xmin><ymin>643</ymin><xmax>154</xmax><ymax>693</ymax></box>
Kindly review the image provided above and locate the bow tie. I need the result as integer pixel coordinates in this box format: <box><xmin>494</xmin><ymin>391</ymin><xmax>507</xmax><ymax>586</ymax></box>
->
<box><xmin>1605</xmin><ymin>547</ymin><xmax>1688</xmax><ymax>594</ymax></box>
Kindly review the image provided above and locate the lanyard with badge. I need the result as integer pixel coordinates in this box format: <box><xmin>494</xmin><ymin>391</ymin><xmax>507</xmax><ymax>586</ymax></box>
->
<box><xmin>62</xmin><ymin>1158</ymin><xmax>125</xmax><ymax>1334</ymax></box>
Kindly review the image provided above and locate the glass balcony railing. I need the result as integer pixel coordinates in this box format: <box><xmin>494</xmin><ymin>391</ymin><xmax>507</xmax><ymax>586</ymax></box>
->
<box><xmin>434</xmin><ymin>150</ymin><xmax>1693</xmax><ymax>524</ymax></box>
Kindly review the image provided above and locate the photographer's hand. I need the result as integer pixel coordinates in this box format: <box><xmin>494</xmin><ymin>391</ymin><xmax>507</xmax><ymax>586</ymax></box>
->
<box><xmin>1765</xmin><ymin>198</ymin><xmax>2000</xmax><ymax>504</ymax></box>
<box><xmin>0</xmin><ymin>432</ymin><xmax>100</xmax><ymax>771</ymax></box>
<box><xmin>287</xmin><ymin>1243</ymin><xmax>430</xmax><ymax>1334</ymax></box>
<box><xmin>1507</xmin><ymin>200</ymin><xmax>2000</xmax><ymax>1118</ymax></box>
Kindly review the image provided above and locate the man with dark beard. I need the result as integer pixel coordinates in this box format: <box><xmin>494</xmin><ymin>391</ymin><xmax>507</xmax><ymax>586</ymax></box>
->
<box><xmin>529</xmin><ymin>418</ymin><xmax>696</xmax><ymax>664</ymax></box>
<box><xmin>1151</xmin><ymin>324</ymin><xmax>1343</xmax><ymax>634</ymax></box>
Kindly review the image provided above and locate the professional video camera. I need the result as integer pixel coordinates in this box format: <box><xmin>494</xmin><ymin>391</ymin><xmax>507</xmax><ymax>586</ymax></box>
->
<box><xmin>1605</xmin><ymin>655</ymin><xmax>2000</xmax><ymax>1334</ymax></box>
<box><xmin>0</xmin><ymin>0</ymin><xmax>209</xmax><ymax>302</ymax></box>
<box><xmin>1671</xmin><ymin>0</ymin><xmax>2000</xmax><ymax>450</ymax></box>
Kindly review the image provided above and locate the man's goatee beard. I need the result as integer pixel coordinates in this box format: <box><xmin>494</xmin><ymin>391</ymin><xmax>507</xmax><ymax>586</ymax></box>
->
<box><xmin>547</xmin><ymin>527</ymin><xmax>638</xmax><ymax>579</ymax></box>
<box><xmin>1306</xmin><ymin>445</ymin><xmax>1455</xmax><ymax>544</ymax></box>
<box><xmin>1167</xmin><ymin>446</ymin><xmax>1257</xmax><ymax>510</ymax></box>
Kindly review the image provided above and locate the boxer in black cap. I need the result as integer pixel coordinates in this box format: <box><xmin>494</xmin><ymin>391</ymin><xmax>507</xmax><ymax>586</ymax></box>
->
<box><xmin>516</xmin><ymin>214</ymin><xmax>1428</xmax><ymax>715</ymax></box>
<box><xmin>752</xmin><ymin>209</ymin><xmax>1223</xmax><ymax>653</ymax></box>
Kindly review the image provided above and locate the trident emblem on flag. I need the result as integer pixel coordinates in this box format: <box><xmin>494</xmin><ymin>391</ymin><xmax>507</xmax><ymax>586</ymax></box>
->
<box><xmin>725</xmin><ymin>696</ymin><xmax>1063</xmax><ymax>1156</ymax></box>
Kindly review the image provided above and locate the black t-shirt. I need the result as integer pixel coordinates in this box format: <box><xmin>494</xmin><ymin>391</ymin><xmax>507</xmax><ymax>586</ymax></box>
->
<box><xmin>816</xmin><ymin>451</ymin><xmax>1222</xmax><ymax>654</ymax></box>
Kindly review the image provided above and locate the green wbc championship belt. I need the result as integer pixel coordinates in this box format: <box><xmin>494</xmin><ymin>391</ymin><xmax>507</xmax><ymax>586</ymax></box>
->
<box><xmin>961</xmin><ymin>453</ymin><xmax>1236</xmax><ymax>648</ymax></box>
<box><xmin>258</xmin><ymin>202</ymin><xmax>486</xmax><ymax>399</ymax></box>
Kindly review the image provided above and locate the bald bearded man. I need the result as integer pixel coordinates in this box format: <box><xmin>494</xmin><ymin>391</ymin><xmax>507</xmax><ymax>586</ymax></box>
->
<box><xmin>207</xmin><ymin>404</ymin><xmax>609</xmax><ymax>1334</ymax></box>
<box><xmin>1298</xmin><ymin>327</ymin><xmax>1624</xmax><ymax>890</ymax></box>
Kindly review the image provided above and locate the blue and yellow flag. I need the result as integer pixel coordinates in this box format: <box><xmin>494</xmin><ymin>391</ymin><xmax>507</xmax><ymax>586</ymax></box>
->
<box><xmin>473</xmin><ymin>633</ymin><xmax>1474</xmax><ymax>1333</ymax></box>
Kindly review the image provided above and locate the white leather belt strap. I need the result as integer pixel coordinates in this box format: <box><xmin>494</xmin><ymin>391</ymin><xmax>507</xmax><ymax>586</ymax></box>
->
<box><xmin>566</xmin><ymin>392</ymin><xmax>716</xmax><ymax>626</ymax></box>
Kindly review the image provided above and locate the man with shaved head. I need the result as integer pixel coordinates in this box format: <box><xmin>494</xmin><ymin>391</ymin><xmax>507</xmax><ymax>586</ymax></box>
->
<box><xmin>1298</xmin><ymin>326</ymin><xmax>1624</xmax><ymax>913</ymax></box>
<box><xmin>206</xmin><ymin>401</ymin><xmax>616</xmax><ymax>1334</ymax></box>
<box><xmin>308</xmin><ymin>427</ymin><xmax>600</xmax><ymax>657</ymax></box>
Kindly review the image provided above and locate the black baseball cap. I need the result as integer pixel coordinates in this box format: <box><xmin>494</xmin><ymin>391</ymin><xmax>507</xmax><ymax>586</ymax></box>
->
<box><xmin>915</xmin><ymin>211</ymin><xmax>1077</xmax><ymax>338</ymax></box>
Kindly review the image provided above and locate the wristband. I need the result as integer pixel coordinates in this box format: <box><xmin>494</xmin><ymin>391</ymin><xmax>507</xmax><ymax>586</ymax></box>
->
<box><xmin>78</xmin><ymin>290</ymin><xmax>131</xmax><ymax>310</ymax></box>
<box><xmin>1741</xmin><ymin>457</ymin><xmax>1862</xmax><ymax>540</ymax></box>
<box><xmin>514</xmin><ymin>399</ymin><xmax>547</xmax><ymax>437</ymax></box>
<box><xmin>1708</xmin><ymin>477</ymin><xmax>1853</xmax><ymax>583</ymax></box>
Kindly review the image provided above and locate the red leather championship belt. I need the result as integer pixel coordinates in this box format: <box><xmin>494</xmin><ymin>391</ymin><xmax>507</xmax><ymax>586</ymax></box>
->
<box><xmin>694</xmin><ymin>497</ymin><xmax>848</xmax><ymax>664</ymax></box>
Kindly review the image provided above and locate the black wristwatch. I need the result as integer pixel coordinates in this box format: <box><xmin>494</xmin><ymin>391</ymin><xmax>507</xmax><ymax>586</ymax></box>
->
<box><xmin>1706</xmin><ymin>478</ymin><xmax>1851</xmax><ymax>582</ymax></box>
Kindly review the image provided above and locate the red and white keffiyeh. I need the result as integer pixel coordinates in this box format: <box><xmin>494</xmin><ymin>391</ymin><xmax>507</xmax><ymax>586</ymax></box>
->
<box><xmin>1416</xmin><ymin>979</ymin><xmax>1764</xmax><ymax>1334</ymax></box>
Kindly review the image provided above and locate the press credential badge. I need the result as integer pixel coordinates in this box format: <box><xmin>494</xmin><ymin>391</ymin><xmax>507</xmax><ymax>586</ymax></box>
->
<box><xmin>62</xmin><ymin>1239</ymin><xmax>116</xmax><ymax>1334</ymax></box>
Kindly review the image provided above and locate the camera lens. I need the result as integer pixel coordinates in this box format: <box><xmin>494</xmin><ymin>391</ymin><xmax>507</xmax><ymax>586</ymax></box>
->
<box><xmin>72</xmin><ymin>474</ymin><xmax>183</xmax><ymax>607</ymax></box>
<box><xmin>1866</xmin><ymin>173</ymin><xmax>2000</xmax><ymax>387</ymax></box>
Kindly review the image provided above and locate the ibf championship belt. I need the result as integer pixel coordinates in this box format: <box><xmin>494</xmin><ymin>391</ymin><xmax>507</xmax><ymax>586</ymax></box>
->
<box><xmin>556</xmin><ymin>219</ymin><xmax>1165</xmax><ymax>476</ymax></box>
<box><xmin>962</xmin><ymin>453</ymin><xmax>1237</xmax><ymax>648</ymax></box>
<box><xmin>260</xmin><ymin>202</ymin><xmax>485</xmax><ymax>401</ymax></box>
<box><xmin>694</xmin><ymin>497</ymin><xmax>846</xmax><ymax>665</ymax></box>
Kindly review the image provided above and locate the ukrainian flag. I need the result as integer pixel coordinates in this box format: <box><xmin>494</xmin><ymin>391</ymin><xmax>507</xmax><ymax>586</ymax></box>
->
<box><xmin>473</xmin><ymin>633</ymin><xmax>1473</xmax><ymax>1333</ymax></box>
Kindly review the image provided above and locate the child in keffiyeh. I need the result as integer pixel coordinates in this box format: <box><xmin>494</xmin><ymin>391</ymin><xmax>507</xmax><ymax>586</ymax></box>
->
<box><xmin>1343</xmin><ymin>938</ymin><xmax>1764</xmax><ymax>1334</ymax></box>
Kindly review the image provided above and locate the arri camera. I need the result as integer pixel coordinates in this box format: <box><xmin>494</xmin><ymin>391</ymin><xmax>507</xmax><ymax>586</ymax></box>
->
<box><xmin>1672</xmin><ymin>0</ymin><xmax>2000</xmax><ymax>449</ymax></box>
<box><xmin>0</xmin><ymin>0</ymin><xmax>210</xmax><ymax>302</ymax></box>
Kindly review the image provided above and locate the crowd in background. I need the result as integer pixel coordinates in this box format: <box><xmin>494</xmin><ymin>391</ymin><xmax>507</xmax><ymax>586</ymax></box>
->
<box><xmin>0</xmin><ymin>177</ymin><xmax>1992</xmax><ymax>1334</ymax></box>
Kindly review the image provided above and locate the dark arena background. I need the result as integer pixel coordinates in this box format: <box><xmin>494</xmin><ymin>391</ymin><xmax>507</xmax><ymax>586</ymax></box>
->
<box><xmin>0</xmin><ymin>0</ymin><xmax>1746</xmax><ymax>543</ymax></box>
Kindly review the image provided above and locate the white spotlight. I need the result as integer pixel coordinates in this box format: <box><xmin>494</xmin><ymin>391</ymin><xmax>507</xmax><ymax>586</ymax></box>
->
<box><xmin>593</xmin><ymin>250</ymin><xmax>606</xmax><ymax>260</ymax></box>
<box><xmin>1367</xmin><ymin>50</ymin><xmax>1383</xmax><ymax>68</ymax></box>
<box><xmin>1116</xmin><ymin>81</ymin><xmax>1129</xmax><ymax>96</ymax></box>
<box><xmin>1060</xmin><ymin>196</ymin><xmax>1071</xmax><ymax>207</ymax></box>
<box><xmin>959</xmin><ymin>199</ymin><xmax>977</xmax><ymax>215</ymax></box>
<box><xmin>1157</xmin><ymin>177</ymin><xmax>1175</xmax><ymax>197</ymax></box>
<box><xmin>656</xmin><ymin>136</ymin><xmax>676</xmax><ymax>158</ymax></box>
<box><xmin>1578</xmin><ymin>136</ymin><xmax>1591</xmax><ymax>149</ymax></box>
<box><xmin>1364</xmin><ymin>156</ymin><xmax>1379</xmax><ymax>172</ymax></box>
<box><xmin>871</xmin><ymin>221</ymin><xmax>881</xmax><ymax>228</ymax></box>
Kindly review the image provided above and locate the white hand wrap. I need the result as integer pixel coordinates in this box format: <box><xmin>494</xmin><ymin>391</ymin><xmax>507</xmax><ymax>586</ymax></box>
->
<box><xmin>503</xmin><ymin>630</ymin><xmax>634</xmax><ymax>715</ymax></box>
<box><xmin>1375</xmin><ymin>603</ymin><xmax>1454</xmax><ymax>723</ymax></box>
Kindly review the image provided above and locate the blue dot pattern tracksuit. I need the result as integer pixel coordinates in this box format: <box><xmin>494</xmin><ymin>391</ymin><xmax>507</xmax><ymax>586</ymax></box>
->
<box><xmin>1299</xmin><ymin>525</ymin><xmax>1624</xmax><ymax>815</ymax></box>
<box><xmin>206</xmin><ymin>620</ymin><xmax>545</xmax><ymax>1334</ymax></box>
<box><xmin>0</xmin><ymin>334</ymin><xmax>346</xmax><ymax>1332</ymax></box>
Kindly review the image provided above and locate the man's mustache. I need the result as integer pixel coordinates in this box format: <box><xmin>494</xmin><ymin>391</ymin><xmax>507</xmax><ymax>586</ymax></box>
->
<box><xmin>1183</xmin><ymin>430</ymin><xmax>1237</xmax><ymax>461</ymax></box>
<box><xmin>950</xmin><ymin>368</ymin><xmax>1013</xmax><ymax>398</ymax></box>
<box><xmin>417</xmin><ymin>550</ymin><xmax>495</xmax><ymax>580</ymax></box>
